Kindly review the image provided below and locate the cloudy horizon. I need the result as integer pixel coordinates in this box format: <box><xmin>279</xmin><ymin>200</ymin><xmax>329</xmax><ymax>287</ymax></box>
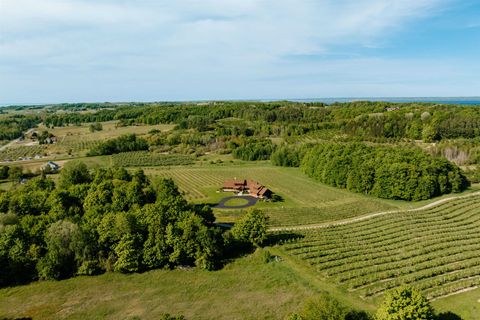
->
<box><xmin>1</xmin><ymin>0</ymin><xmax>479</xmax><ymax>104</ymax></box>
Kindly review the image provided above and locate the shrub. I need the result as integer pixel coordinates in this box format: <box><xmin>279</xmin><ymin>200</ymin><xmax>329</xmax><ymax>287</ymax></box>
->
<box><xmin>376</xmin><ymin>287</ymin><xmax>435</xmax><ymax>320</ymax></box>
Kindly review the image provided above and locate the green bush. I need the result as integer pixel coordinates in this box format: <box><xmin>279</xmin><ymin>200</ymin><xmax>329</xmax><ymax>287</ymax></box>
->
<box><xmin>376</xmin><ymin>287</ymin><xmax>435</xmax><ymax>320</ymax></box>
<box><xmin>231</xmin><ymin>209</ymin><xmax>268</xmax><ymax>247</ymax></box>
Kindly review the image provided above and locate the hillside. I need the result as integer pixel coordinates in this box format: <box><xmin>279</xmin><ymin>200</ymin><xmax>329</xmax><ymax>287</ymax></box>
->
<box><xmin>1</xmin><ymin>101</ymin><xmax>480</xmax><ymax>319</ymax></box>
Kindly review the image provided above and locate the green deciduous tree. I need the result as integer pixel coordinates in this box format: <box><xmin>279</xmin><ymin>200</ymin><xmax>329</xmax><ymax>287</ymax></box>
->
<box><xmin>300</xmin><ymin>294</ymin><xmax>347</xmax><ymax>320</ymax></box>
<box><xmin>301</xmin><ymin>142</ymin><xmax>469</xmax><ymax>201</ymax></box>
<box><xmin>288</xmin><ymin>294</ymin><xmax>371</xmax><ymax>320</ymax></box>
<box><xmin>0</xmin><ymin>224</ymin><xmax>38</xmax><ymax>285</ymax></box>
<box><xmin>8</xmin><ymin>166</ymin><xmax>22</xmax><ymax>183</ymax></box>
<box><xmin>37</xmin><ymin>220</ymin><xmax>84</xmax><ymax>280</ymax></box>
<box><xmin>231</xmin><ymin>209</ymin><xmax>268</xmax><ymax>247</ymax></box>
<box><xmin>58</xmin><ymin>161</ymin><xmax>91</xmax><ymax>189</ymax></box>
<box><xmin>375</xmin><ymin>287</ymin><xmax>435</xmax><ymax>320</ymax></box>
<box><xmin>114</xmin><ymin>234</ymin><xmax>142</xmax><ymax>273</ymax></box>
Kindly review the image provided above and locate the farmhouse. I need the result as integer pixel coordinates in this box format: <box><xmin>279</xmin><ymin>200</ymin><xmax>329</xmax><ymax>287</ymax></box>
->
<box><xmin>222</xmin><ymin>179</ymin><xmax>272</xmax><ymax>199</ymax></box>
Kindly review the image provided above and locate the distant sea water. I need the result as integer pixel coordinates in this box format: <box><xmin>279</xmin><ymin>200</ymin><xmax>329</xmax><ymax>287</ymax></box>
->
<box><xmin>278</xmin><ymin>97</ymin><xmax>480</xmax><ymax>105</ymax></box>
<box><xmin>1</xmin><ymin>97</ymin><xmax>480</xmax><ymax>107</ymax></box>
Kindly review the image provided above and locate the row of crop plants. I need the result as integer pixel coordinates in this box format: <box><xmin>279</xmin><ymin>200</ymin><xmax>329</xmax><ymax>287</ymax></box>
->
<box><xmin>0</xmin><ymin>145</ymin><xmax>48</xmax><ymax>161</ymax></box>
<box><xmin>56</xmin><ymin>139</ymin><xmax>101</xmax><ymax>152</ymax></box>
<box><xmin>281</xmin><ymin>195</ymin><xmax>480</xmax><ymax>300</ymax></box>
<box><xmin>111</xmin><ymin>151</ymin><xmax>194</xmax><ymax>167</ymax></box>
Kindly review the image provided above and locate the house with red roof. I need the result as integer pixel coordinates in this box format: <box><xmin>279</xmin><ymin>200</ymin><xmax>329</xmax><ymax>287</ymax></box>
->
<box><xmin>222</xmin><ymin>179</ymin><xmax>272</xmax><ymax>199</ymax></box>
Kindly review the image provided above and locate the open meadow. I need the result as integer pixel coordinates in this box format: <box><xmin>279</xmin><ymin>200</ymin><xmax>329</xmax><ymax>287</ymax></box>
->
<box><xmin>0</xmin><ymin>121</ymin><xmax>174</xmax><ymax>163</ymax></box>
<box><xmin>0</xmin><ymin>249</ymin><xmax>317</xmax><ymax>320</ymax></box>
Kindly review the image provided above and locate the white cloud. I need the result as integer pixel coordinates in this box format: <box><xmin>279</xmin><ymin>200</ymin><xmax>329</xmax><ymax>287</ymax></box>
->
<box><xmin>0</xmin><ymin>0</ymin><xmax>445</xmax><ymax>58</ymax></box>
<box><xmin>0</xmin><ymin>0</ymin><xmax>164</xmax><ymax>32</ymax></box>
<box><xmin>0</xmin><ymin>0</ymin><xmax>467</xmax><ymax>103</ymax></box>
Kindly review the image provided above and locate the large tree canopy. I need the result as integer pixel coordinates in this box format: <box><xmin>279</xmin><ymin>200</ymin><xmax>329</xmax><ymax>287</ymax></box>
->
<box><xmin>301</xmin><ymin>143</ymin><xmax>469</xmax><ymax>201</ymax></box>
<box><xmin>0</xmin><ymin>165</ymin><xmax>223</xmax><ymax>286</ymax></box>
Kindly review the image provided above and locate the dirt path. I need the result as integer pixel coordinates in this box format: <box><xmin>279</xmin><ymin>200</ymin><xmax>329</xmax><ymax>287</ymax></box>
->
<box><xmin>269</xmin><ymin>191</ymin><xmax>480</xmax><ymax>232</ymax></box>
<box><xmin>0</xmin><ymin>128</ymin><xmax>36</xmax><ymax>152</ymax></box>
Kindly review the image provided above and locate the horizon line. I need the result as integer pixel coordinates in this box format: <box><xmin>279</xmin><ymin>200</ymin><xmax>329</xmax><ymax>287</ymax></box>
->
<box><xmin>2</xmin><ymin>96</ymin><xmax>480</xmax><ymax>107</ymax></box>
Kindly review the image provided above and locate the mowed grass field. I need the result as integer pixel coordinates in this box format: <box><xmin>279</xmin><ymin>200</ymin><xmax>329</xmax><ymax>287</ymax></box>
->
<box><xmin>0</xmin><ymin>249</ymin><xmax>318</xmax><ymax>320</ymax></box>
<box><xmin>278</xmin><ymin>194</ymin><xmax>480</xmax><ymax>318</ymax></box>
<box><xmin>0</xmin><ymin>121</ymin><xmax>175</xmax><ymax>163</ymax></box>
<box><xmin>45</xmin><ymin>122</ymin><xmax>174</xmax><ymax>155</ymax></box>
<box><xmin>41</xmin><ymin>121</ymin><xmax>175</xmax><ymax>142</ymax></box>
<box><xmin>142</xmin><ymin>165</ymin><xmax>397</xmax><ymax>226</ymax></box>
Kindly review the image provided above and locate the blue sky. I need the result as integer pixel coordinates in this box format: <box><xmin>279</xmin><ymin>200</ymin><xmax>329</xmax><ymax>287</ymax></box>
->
<box><xmin>0</xmin><ymin>0</ymin><xmax>479</xmax><ymax>104</ymax></box>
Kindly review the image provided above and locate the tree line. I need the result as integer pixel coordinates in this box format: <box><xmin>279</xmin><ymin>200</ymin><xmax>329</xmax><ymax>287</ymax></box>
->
<box><xmin>36</xmin><ymin>101</ymin><xmax>480</xmax><ymax>142</ymax></box>
<box><xmin>87</xmin><ymin>134</ymin><xmax>149</xmax><ymax>156</ymax></box>
<box><xmin>0</xmin><ymin>115</ymin><xmax>40</xmax><ymax>141</ymax></box>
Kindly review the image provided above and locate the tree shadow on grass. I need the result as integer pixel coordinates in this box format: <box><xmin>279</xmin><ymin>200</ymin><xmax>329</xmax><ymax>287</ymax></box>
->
<box><xmin>436</xmin><ymin>312</ymin><xmax>463</xmax><ymax>320</ymax></box>
<box><xmin>264</xmin><ymin>231</ymin><xmax>305</xmax><ymax>246</ymax></box>
<box><xmin>217</xmin><ymin>231</ymin><xmax>304</xmax><ymax>270</ymax></box>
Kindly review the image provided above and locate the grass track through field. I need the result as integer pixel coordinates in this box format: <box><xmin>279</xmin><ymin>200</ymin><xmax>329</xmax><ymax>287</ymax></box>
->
<box><xmin>270</xmin><ymin>191</ymin><xmax>480</xmax><ymax>231</ymax></box>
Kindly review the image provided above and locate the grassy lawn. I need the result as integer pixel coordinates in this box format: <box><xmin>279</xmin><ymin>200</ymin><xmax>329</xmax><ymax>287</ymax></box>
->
<box><xmin>143</xmin><ymin>164</ymin><xmax>397</xmax><ymax>206</ymax></box>
<box><xmin>40</xmin><ymin>121</ymin><xmax>175</xmax><ymax>141</ymax></box>
<box><xmin>432</xmin><ymin>288</ymin><xmax>480</xmax><ymax>319</ymax></box>
<box><xmin>0</xmin><ymin>249</ymin><xmax>317</xmax><ymax>320</ymax></box>
<box><xmin>222</xmin><ymin>197</ymin><xmax>253</xmax><ymax>207</ymax></box>
<box><xmin>0</xmin><ymin>180</ymin><xmax>12</xmax><ymax>191</ymax></box>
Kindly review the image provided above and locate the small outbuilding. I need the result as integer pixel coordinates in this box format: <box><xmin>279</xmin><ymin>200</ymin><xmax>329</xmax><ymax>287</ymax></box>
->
<box><xmin>42</xmin><ymin>161</ymin><xmax>61</xmax><ymax>173</ymax></box>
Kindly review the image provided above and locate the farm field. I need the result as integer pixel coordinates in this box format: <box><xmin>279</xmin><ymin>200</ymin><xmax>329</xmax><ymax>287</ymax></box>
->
<box><xmin>40</xmin><ymin>121</ymin><xmax>175</xmax><ymax>141</ymax></box>
<box><xmin>111</xmin><ymin>151</ymin><xmax>194</xmax><ymax>167</ymax></box>
<box><xmin>0</xmin><ymin>122</ymin><xmax>175</xmax><ymax>162</ymax></box>
<box><xmin>142</xmin><ymin>164</ymin><xmax>398</xmax><ymax>226</ymax></box>
<box><xmin>3</xmin><ymin>103</ymin><xmax>480</xmax><ymax>319</ymax></box>
<box><xmin>0</xmin><ymin>249</ymin><xmax>317</xmax><ymax>320</ymax></box>
<box><xmin>278</xmin><ymin>193</ymin><xmax>480</xmax><ymax>310</ymax></box>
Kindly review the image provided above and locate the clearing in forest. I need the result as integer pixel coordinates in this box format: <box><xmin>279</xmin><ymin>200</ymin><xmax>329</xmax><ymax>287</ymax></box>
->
<box><xmin>144</xmin><ymin>165</ymin><xmax>396</xmax><ymax>226</ymax></box>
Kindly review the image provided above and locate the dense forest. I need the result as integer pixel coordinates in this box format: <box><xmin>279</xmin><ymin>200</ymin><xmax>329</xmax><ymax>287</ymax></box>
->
<box><xmin>300</xmin><ymin>143</ymin><xmax>469</xmax><ymax>201</ymax></box>
<box><xmin>28</xmin><ymin>101</ymin><xmax>480</xmax><ymax>142</ymax></box>
<box><xmin>0</xmin><ymin>162</ymin><xmax>267</xmax><ymax>286</ymax></box>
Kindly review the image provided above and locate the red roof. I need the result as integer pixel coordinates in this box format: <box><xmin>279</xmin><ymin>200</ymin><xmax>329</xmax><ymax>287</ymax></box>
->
<box><xmin>222</xmin><ymin>179</ymin><xmax>271</xmax><ymax>197</ymax></box>
<box><xmin>223</xmin><ymin>179</ymin><xmax>246</xmax><ymax>189</ymax></box>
